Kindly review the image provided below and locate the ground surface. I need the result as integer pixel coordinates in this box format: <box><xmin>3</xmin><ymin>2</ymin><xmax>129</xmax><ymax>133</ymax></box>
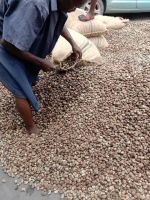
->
<box><xmin>0</xmin><ymin>14</ymin><xmax>150</xmax><ymax>200</ymax></box>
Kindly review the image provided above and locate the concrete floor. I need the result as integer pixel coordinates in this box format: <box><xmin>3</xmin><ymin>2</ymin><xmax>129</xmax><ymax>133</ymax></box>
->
<box><xmin>0</xmin><ymin>168</ymin><xmax>61</xmax><ymax>200</ymax></box>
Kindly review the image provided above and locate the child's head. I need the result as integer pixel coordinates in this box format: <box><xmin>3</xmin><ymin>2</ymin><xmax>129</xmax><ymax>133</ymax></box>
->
<box><xmin>58</xmin><ymin>0</ymin><xmax>88</xmax><ymax>12</ymax></box>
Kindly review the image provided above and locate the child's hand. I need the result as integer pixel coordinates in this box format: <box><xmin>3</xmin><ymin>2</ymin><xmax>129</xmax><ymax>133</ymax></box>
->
<box><xmin>72</xmin><ymin>43</ymin><xmax>82</xmax><ymax>59</ymax></box>
<box><xmin>41</xmin><ymin>60</ymin><xmax>55</xmax><ymax>72</ymax></box>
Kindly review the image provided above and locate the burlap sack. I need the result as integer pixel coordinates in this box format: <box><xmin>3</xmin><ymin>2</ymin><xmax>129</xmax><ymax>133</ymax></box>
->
<box><xmin>66</xmin><ymin>9</ymin><xmax>129</xmax><ymax>33</ymax></box>
<box><xmin>52</xmin><ymin>29</ymin><xmax>102</xmax><ymax>64</ymax></box>
<box><xmin>65</xmin><ymin>8</ymin><xmax>85</xmax><ymax>28</ymax></box>
<box><xmin>95</xmin><ymin>15</ymin><xmax>129</xmax><ymax>30</ymax></box>
<box><xmin>65</xmin><ymin>9</ymin><xmax>107</xmax><ymax>37</ymax></box>
<box><xmin>89</xmin><ymin>35</ymin><xmax>109</xmax><ymax>50</ymax></box>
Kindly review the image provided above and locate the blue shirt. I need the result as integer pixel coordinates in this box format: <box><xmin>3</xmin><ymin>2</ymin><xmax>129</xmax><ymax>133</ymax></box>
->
<box><xmin>0</xmin><ymin>0</ymin><xmax>67</xmax><ymax>111</ymax></box>
<box><xmin>0</xmin><ymin>0</ymin><xmax>67</xmax><ymax>58</ymax></box>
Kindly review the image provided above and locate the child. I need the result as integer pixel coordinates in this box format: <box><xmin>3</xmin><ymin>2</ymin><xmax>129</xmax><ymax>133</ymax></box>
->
<box><xmin>0</xmin><ymin>0</ymin><xmax>87</xmax><ymax>134</ymax></box>
<box><xmin>79</xmin><ymin>0</ymin><xmax>96</xmax><ymax>21</ymax></box>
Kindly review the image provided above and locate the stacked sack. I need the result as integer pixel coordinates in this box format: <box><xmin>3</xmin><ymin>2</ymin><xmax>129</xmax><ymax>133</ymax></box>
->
<box><xmin>52</xmin><ymin>28</ymin><xmax>102</xmax><ymax>64</ymax></box>
<box><xmin>52</xmin><ymin>9</ymin><xmax>129</xmax><ymax>64</ymax></box>
<box><xmin>65</xmin><ymin>9</ymin><xmax>109</xmax><ymax>51</ymax></box>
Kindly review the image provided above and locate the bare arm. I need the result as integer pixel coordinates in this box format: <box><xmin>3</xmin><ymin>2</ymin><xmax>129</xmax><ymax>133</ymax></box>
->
<box><xmin>0</xmin><ymin>39</ymin><xmax>54</xmax><ymax>72</ymax></box>
<box><xmin>61</xmin><ymin>26</ymin><xmax>82</xmax><ymax>59</ymax></box>
<box><xmin>61</xmin><ymin>25</ymin><xmax>76</xmax><ymax>47</ymax></box>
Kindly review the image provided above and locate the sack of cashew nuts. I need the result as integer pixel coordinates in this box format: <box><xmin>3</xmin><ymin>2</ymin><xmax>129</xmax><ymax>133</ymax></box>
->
<box><xmin>65</xmin><ymin>9</ymin><xmax>107</xmax><ymax>38</ymax></box>
<box><xmin>52</xmin><ymin>29</ymin><xmax>102</xmax><ymax>64</ymax></box>
<box><xmin>89</xmin><ymin>35</ymin><xmax>109</xmax><ymax>50</ymax></box>
<box><xmin>95</xmin><ymin>15</ymin><xmax>129</xmax><ymax>30</ymax></box>
<box><xmin>66</xmin><ymin>8</ymin><xmax>129</xmax><ymax>34</ymax></box>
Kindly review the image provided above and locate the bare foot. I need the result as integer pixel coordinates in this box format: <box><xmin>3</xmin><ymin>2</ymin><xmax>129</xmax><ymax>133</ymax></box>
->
<box><xmin>26</xmin><ymin>124</ymin><xmax>40</xmax><ymax>135</ymax></box>
<box><xmin>78</xmin><ymin>13</ymin><xmax>94</xmax><ymax>22</ymax></box>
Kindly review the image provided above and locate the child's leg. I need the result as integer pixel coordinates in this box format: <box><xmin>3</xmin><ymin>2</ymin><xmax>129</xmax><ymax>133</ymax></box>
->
<box><xmin>15</xmin><ymin>97</ymin><xmax>39</xmax><ymax>134</ymax></box>
<box><xmin>79</xmin><ymin>0</ymin><xmax>96</xmax><ymax>21</ymax></box>
<box><xmin>89</xmin><ymin>0</ymin><xmax>97</xmax><ymax>15</ymax></box>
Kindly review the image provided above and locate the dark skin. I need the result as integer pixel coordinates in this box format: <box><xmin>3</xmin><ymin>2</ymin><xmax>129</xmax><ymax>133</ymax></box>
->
<box><xmin>58</xmin><ymin>0</ymin><xmax>87</xmax><ymax>12</ymax></box>
<box><xmin>1</xmin><ymin>26</ymin><xmax>82</xmax><ymax>73</ymax></box>
<box><xmin>1</xmin><ymin>0</ymin><xmax>88</xmax><ymax>134</ymax></box>
<box><xmin>79</xmin><ymin>0</ymin><xmax>97</xmax><ymax>21</ymax></box>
